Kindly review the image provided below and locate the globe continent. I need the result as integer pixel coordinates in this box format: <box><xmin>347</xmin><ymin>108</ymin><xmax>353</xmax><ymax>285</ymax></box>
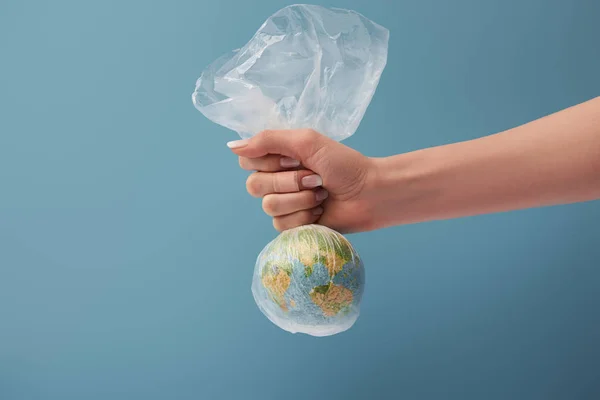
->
<box><xmin>252</xmin><ymin>224</ymin><xmax>365</xmax><ymax>336</ymax></box>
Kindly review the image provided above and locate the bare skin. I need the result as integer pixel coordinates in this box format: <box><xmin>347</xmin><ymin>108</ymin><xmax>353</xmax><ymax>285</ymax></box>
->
<box><xmin>228</xmin><ymin>96</ymin><xmax>600</xmax><ymax>233</ymax></box>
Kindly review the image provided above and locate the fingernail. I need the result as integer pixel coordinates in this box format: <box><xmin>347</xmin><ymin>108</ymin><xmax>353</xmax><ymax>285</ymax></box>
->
<box><xmin>313</xmin><ymin>207</ymin><xmax>324</xmax><ymax>216</ymax></box>
<box><xmin>227</xmin><ymin>139</ymin><xmax>249</xmax><ymax>149</ymax></box>
<box><xmin>315</xmin><ymin>189</ymin><xmax>328</xmax><ymax>202</ymax></box>
<box><xmin>280</xmin><ymin>157</ymin><xmax>300</xmax><ymax>168</ymax></box>
<box><xmin>301</xmin><ymin>174</ymin><xmax>322</xmax><ymax>188</ymax></box>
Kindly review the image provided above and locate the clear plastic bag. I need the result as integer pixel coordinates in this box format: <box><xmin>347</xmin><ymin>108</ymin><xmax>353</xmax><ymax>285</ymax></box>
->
<box><xmin>192</xmin><ymin>4</ymin><xmax>389</xmax><ymax>141</ymax></box>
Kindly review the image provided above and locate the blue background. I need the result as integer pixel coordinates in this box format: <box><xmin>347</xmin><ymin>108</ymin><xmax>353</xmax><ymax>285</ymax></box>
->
<box><xmin>1</xmin><ymin>0</ymin><xmax>599</xmax><ymax>398</ymax></box>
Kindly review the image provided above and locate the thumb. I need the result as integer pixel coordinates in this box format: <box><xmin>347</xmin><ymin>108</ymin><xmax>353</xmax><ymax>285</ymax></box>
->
<box><xmin>227</xmin><ymin>129</ymin><xmax>330</xmax><ymax>162</ymax></box>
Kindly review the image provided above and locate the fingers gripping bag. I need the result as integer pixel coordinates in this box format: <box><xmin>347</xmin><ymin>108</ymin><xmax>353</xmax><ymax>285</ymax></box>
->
<box><xmin>192</xmin><ymin>4</ymin><xmax>389</xmax><ymax>336</ymax></box>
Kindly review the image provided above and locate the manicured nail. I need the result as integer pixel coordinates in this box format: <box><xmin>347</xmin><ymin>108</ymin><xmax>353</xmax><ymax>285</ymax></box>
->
<box><xmin>313</xmin><ymin>207</ymin><xmax>324</xmax><ymax>216</ymax></box>
<box><xmin>315</xmin><ymin>189</ymin><xmax>328</xmax><ymax>202</ymax></box>
<box><xmin>227</xmin><ymin>139</ymin><xmax>249</xmax><ymax>149</ymax></box>
<box><xmin>280</xmin><ymin>157</ymin><xmax>300</xmax><ymax>168</ymax></box>
<box><xmin>301</xmin><ymin>174</ymin><xmax>322</xmax><ymax>188</ymax></box>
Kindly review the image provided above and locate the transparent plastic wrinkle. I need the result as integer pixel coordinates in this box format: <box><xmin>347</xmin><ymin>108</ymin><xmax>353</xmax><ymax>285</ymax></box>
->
<box><xmin>252</xmin><ymin>225</ymin><xmax>365</xmax><ymax>337</ymax></box>
<box><xmin>192</xmin><ymin>4</ymin><xmax>389</xmax><ymax>141</ymax></box>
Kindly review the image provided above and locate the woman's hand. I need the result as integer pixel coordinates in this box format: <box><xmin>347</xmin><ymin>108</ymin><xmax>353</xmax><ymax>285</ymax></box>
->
<box><xmin>227</xmin><ymin>129</ymin><xmax>379</xmax><ymax>233</ymax></box>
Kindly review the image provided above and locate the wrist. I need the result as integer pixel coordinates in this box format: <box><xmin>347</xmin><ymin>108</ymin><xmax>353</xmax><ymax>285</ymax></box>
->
<box><xmin>365</xmin><ymin>150</ymin><xmax>440</xmax><ymax>229</ymax></box>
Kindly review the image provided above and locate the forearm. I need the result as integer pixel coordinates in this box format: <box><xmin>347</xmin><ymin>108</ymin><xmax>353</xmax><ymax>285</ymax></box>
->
<box><xmin>370</xmin><ymin>96</ymin><xmax>600</xmax><ymax>228</ymax></box>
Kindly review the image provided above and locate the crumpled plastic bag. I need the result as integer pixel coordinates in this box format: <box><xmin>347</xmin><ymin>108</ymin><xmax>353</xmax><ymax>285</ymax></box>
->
<box><xmin>192</xmin><ymin>4</ymin><xmax>389</xmax><ymax>141</ymax></box>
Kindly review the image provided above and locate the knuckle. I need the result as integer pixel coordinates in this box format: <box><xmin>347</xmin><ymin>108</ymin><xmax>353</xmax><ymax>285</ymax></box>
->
<box><xmin>272</xmin><ymin>218</ymin><xmax>284</xmax><ymax>232</ymax></box>
<box><xmin>295</xmin><ymin>129</ymin><xmax>325</xmax><ymax>162</ymax></box>
<box><xmin>301</xmin><ymin>128</ymin><xmax>319</xmax><ymax>139</ymax></box>
<box><xmin>297</xmin><ymin>129</ymin><xmax>317</xmax><ymax>147</ymax></box>
<box><xmin>303</xmin><ymin>209</ymin><xmax>317</xmax><ymax>221</ymax></box>
<box><xmin>262</xmin><ymin>195</ymin><xmax>278</xmax><ymax>216</ymax></box>
<box><xmin>307</xmin><ymin>190</ymin><xmax>320</xmax><ymax>206</ymax></box>
<box><xmin>257</xmin><ymin>129</ymin><xmax>275</xmax><ymax>143</ymax></box>
<box><xmin>238</xmin><ymin>157</ymin><xmax>249</xmax><ymax>170</ymax></box>
<box><xmin>245</xmin><ymin>174</ymin><xmax>262</xmax><ymax>197</ymax></box>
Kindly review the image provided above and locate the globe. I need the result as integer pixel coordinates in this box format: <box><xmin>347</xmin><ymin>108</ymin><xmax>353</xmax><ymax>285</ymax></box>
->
<box><xmin>252</xmin><ymin>224</ymin><xmax>365</xmax><ymax>336</ymax></box>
